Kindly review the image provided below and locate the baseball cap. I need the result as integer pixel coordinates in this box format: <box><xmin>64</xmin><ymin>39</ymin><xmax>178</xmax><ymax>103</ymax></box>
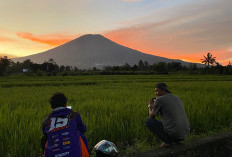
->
<box><xmin>155</xmin><ymin>82</ymin><xmax>171</xmax><ymax>93</ymax></box>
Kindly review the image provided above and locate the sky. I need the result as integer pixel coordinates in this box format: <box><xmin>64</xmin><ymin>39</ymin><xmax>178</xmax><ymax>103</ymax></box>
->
<box><xmin>0</xmin><ymin>0</ymin><xmax>231</xmax><ymax>65</ymax></box>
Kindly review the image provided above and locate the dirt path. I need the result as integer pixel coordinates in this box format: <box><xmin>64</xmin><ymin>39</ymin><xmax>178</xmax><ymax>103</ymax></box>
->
<box><xmin>124</xmin><ymin>131</ymin><xmax>232</xmax><ymax>157</ymax></box>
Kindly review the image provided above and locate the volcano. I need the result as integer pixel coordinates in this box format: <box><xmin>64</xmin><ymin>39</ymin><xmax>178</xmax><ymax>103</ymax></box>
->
<box><xmin>12</xmin><ymin>34</ymin><xmax>195</xmax><ymax>69</ymax></box>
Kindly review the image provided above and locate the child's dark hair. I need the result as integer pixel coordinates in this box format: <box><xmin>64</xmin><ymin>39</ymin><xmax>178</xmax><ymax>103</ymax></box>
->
<box><xmin>50</xmin><ymin>92</ymin><xmax>68</xmax><ymax>109</ymax></box>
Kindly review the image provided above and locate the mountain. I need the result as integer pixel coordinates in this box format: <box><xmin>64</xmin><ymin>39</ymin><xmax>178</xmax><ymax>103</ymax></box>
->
<box><xmin>12</xmin><ymin>34</ymin><xmax>199</xmax><ymax>69</ymax></box>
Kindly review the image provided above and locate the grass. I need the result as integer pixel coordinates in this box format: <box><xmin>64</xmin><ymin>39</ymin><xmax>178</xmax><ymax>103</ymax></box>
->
<box><xmin>0</xmin><ymin>74</ymin><xmax>231</xmax><ymax>156</ymax></box>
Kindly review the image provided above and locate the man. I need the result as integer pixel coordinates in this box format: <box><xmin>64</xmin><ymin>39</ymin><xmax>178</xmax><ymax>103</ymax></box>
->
<box><xmin>41</xmin><ymin>92</ymin><xmax>89</xmax><ymax>157</ymax></box>
<box><xmin>146</xmin><ymin>83</ymin><xmax>190</xmax><ymax>147</ymax></box>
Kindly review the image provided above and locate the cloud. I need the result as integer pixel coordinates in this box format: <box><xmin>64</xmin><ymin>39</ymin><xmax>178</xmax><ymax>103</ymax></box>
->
<box><xmin>17</xmin><ymin>32</ymin><xmax>80</xmax><ymax>46</ymax></box>
<box><xmin>103</xmin><ymin>0</ymin><xmax>232</xmax><ymax>65</ymax></box>
<box><xmin>0</xmin><ymin>28</ymin><xmax>16</xmax><ymax>43</ymax></box>
<box><xmin>0</xmin><ymin>36</ymin><xmax>16</xmax><ymax>42</ymax></box>
<box><xmin>122</xmin><ymin>0</ymin><xmax>142</xmax><ymax>2</ymax></box>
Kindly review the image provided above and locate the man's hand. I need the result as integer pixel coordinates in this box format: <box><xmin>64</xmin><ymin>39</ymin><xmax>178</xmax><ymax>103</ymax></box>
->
<box><xmin>148</xmin><ymin>99</ymin><xmax>155</xmax><ymax>118</ymax></box>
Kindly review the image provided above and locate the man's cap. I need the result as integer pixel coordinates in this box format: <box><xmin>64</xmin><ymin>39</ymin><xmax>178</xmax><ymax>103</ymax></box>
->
<box><xmin>155</xmin><ymin>82</ymin><xmax>171</xmax><ymax>93</ymax></box>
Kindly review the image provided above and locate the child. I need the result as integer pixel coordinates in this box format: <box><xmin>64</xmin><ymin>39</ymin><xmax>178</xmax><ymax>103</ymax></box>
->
<box><xmin>41</xmin><ymin>92</ymin><xmax>89</xmax><ymax>157</ymax></box>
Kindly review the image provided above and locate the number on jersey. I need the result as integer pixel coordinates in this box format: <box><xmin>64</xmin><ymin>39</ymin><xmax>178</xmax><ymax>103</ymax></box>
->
<box><xmin>49</xmin><ymin>117</ymin><xmax>69</xmax><ymax>132</ymax></box>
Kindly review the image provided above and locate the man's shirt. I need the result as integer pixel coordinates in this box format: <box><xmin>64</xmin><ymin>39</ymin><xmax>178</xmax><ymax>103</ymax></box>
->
<box><xmin>41</xmin><ymin>107</ymin><xmax>89</xmax><ymax>157</ymax></box>
<box><xmin>153</xmin><ymin>93</ymin><xmax>190</xmax><ymax>139</ymax></box>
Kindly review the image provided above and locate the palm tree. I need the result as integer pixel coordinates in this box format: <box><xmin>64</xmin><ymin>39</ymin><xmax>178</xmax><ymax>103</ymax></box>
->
<box><xmin>201</xmin><ymin>52</ymin><xmax>216</xmax><ymax>67</ymax></box>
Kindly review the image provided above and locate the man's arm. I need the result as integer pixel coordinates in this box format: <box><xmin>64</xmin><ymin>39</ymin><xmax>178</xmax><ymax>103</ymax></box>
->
<box><xmin>41</xmin><ymin>133</ymin><xmax>48</xmax><ymax>153</ymax></box>
<box><xmin>41</xmin><ymin>116</ymin><xmax>50</xmax><ymax>153</ymax></box>
<box><xmin>148</xmin><ymin>99</ymin><xmax>156</xmax><ymax>118</ymax></box>
<box><xmin>149</xmin><ymin>98</ymin><xmax>161</xmax><ymax>118</ymax></box>
<box><xmin>69</xmin><ymin>111</ymin><xmax>86</xmax><ymax>134</ymax></box>
<box><xmin>149</xmin><ymin>107</ymin><xmax>155</xmax><ymax>118</ymax></box>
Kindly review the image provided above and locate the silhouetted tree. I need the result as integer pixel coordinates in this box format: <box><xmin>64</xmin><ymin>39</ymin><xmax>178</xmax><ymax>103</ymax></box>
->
<box><xmin>143</xmin><ymin>61</ymin><xmax>150</xmax><ymax>70</ymax></box>
<box><xmin>188</xmin><ymin>63</ymin><xmax>198</xmax><ymax>72</ymax></box>
<box><xmin>112</xmin><ymin>66</ymin><xmax>120</xmax><ymax>71</ymax></box>
<box><xmin>0</xmin><ymin>56</ymin><xmax>11</xmax><ymax>76</ymax></box>
<box><xmin>138</xmin><ymin>60</ymin><xmax>145</xmax><ymax>70</ymax></box>
<box><xmin>92</xmin><ymin>67</ymin><xmax>98</xmax><ymax>71</ymax></box>
<box><xmin>9</xmin><ymin>61</ymin><xmax>21</xmax><ymax>73</ymax></box>
<box><xmin>48</xmin><ymin>58</ymin><xmax>56</xmax><ymax>65</ymax></box>
<box><xmin>226</xmin><ymin>61</ymin><xmax>232</xmax><ymax>74</ymax></box>
<box><xmin>211</xmin><ymin>62</ymin><xmax>223</xmax><ymax>74</ymax></box>
<box><xmin>65</xmin><ymin>66</ymin><xmax>71</xmax><ymax>71</ymax></box>
<box><xmin>201</xmin><ymin>52</ymin><xmax>216</xmax><ymax>67</ymax></box>
<box><xmin>155</xmin><ymin>62</ymin><xmax>167</xmax><ymax>73</ymax></box>
<box><xmin>122</xmin><ymin>63</ymin><xmax>131</xmax><ymax>70</ymax></box>
<box><xmin>60</xmin><ymin>65</ymin><xmax>65</xmax><ymax>72</ymax></box>
<box><xmin>132</xmin><ymin>64</ymin><xmax>138</xmax><ymax>71</ymax></box>
<box><xmin>41</xmin><ymin>59</ymin><xmax>58</xmax><ymax>73</ymax></box>
<box><xmin>22</xmin><ymin>59</ymin><xmax>33</xmax><ymax>69</ymax></box>
<box><xmin>167</xmin><ymin>62</ymin><xmax>182</xmax><ymax>72</ymax></box>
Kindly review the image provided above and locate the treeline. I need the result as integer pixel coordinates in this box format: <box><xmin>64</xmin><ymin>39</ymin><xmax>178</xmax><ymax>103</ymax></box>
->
<box><xmin>0</xmin><ymin>56</ymin><xmax>232</xmax><ymax>76</ymax></box>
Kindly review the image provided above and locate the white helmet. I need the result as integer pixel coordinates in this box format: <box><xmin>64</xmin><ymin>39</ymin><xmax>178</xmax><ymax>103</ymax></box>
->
<box><xmin>94</xmin><ymin>140</ymin><xmax>118</xmax><ymax>157</ymax></box>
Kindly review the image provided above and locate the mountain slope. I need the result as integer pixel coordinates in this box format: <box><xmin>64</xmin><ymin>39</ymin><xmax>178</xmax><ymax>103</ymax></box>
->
<box><xmin>12</xmin><ymin>34</ymin><xmax>195</xmax><ymax>69</ymax></box>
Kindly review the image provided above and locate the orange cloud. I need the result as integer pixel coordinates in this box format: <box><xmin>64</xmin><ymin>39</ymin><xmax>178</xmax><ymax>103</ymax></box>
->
<box><xmin>0</xmin><ymin>36</ymin><xmax>16</xmax><ymax>42</ymax></box>
<box><xmin>104</xmin><ymin>26</ymin><xmax>152</xmax><ymax>53</ymax></box>
<box><xmin>103</xmin><ymin>21</ymin><xmax>232</xmax><ymax>66</ymax></box>
<box><xmin>17</xmin><ymin>32</ymin><xmax>80</xmax><ymax>46</ymax></box>
<box><xmin>0</xmin><ymin>28</ymin><xmax>16</xmax><ymax>42</ymax></box>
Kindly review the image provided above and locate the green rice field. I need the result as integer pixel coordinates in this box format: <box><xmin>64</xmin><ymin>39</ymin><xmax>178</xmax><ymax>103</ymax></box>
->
<box><xmin>0</xmin><ymin>75</ymin><xmax>232</xmax><ymax>156</ymax></box>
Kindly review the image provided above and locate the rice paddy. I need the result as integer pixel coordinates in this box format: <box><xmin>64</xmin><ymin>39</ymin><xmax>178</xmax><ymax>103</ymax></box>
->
<box><xmin>0</xmin><ymin>75</ymin><xmax>232</xmax><ymax>156</ymax></box>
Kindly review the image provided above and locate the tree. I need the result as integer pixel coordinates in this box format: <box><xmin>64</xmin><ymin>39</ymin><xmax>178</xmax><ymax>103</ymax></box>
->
<box><xmin>22</xmin><ymin>59</ymin><xmax>33</xmax><ymax>69</ymax></box>
<box><xmin>188</xmin><ymin>63</ymin><xmax>198</xmax><ymax>72</ymax></box>
<box><xmin>144</xmin><ymin>61</ymin><xmax>150</xmax><ymax>70</ymax></box>
<box><xmin>226</xmin><ymin>61</ymin><xmax>232</xmax><ymax>74</ymax></box>
<box><xmin>65</xmin><ymin>66</ymin><xmax>71</xmax><ymax>71</ymax></box>
<box><xmin>0</xmin><ymin>56</ymin><xmax>11</xmax><ymax>76</ymax></box>
<box><xmin>41</xmin><ymin>59</ymin><xmax>57</xmax><ymax>73</ymax></box>
<box><xmin>132</xmin><ymin>64</ymin><xmax>138</xmax><ymax>71</ymax></box>
<box><xmin>213</xmin><ymin>62</ymin><xmax>223</xmax><ymax>74</ymax></box>
<box><xmin>201</xmin><ymin>52</ymin><xmax>216</xmax><ymax>67</ymax></box>
<box><xmin>122</xmin><ymin>63</ymin><xmax>131</xmax><ymax>71</ymax></box>
<box><xmin>60</xmin><ymin>65</ymin><xmax>65</xmax><ymax>72</ymax></box>
<box><xmin>155</xmin><ymin>62</ymin><xmax>167</xmax><ymax>73</ymax></box>
<box><xmin>167</xmin><ymin>62</ymin><xmax>182</xmax><ymax>72</ymax></box>
<box><xmin>138</xmin><ymin>60</ymin><xmax>144</xmax><ymax>70</ymax></box>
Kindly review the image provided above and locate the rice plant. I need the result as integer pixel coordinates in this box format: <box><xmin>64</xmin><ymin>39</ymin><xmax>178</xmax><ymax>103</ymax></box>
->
<box><xmin>0</xmin><ymin>75</ymin><xmax>231</xmax><ymax>156</ymax></box>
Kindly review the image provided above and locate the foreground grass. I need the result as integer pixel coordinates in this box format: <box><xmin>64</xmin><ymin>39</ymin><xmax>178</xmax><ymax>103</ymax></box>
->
<box><xmin>0</xmin><ymin>75</ymin><xmax>232</xmax><ymax>156</ymax></box>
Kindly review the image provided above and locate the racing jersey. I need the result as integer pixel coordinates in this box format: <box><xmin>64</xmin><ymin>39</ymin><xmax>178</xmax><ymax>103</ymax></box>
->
<box><xmin>41</xmin><ymin>107</ymin><xmax>89</xmax><ymax>157</ymax></box>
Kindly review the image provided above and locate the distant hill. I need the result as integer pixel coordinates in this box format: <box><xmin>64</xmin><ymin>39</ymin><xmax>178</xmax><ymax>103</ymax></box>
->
<box><xmin>12</xmin><ymin>34</ymin><xmax>201</xmax><ymax>69</ymax></box>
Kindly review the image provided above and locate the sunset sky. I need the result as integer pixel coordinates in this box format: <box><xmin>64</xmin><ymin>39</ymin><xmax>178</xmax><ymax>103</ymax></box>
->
<box><xmin>0</xmin><ymin>0</ymin><xmax>231</xmax><ymax>65</ymax></box>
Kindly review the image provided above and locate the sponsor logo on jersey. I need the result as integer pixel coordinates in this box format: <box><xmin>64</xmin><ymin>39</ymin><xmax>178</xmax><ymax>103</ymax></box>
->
<box><xmin>53</xmin><ymin>143</ymin><xmax>59</xmax><ymax>148</ymax></box>
<box><xmin>63</xmin><ymin>141</ymin><xmax>70</xmax><ymax>145</ymax></box>
<box><xmin>50</xmin><ymin>126</ymin><xmax>68</xmax><ymax>132</ymax></box>
<box><xmin>52</xmin><ymin>134</ymin><xmax>59</xmax><ymax>139</ymax></box>
<box><xmin>61</xmin><ymin>132</ymin><xmax>69</xmax><ymax>136</ymax></box>
<box><xmin>63</xmin><ymin>137</ymin><xmax>69</xmax><ymax>141</ymax></box>
<box><xmin>53</xmin><ymin>139</ymin><xmax>60</xmax><ymax>143</ymax></box>
<box><xmin>53</xmin><ymin>148</ymin><xmax>60</xmax><ymax>152</ymax></box>
<box><xmin>55</xmin><ymin>151</ymin><xmax>70</xmax><ymax>157</ymax></box>
<box><xmin>63</xmin><ymin>146</ymin><xmax>71</xmax><ymax>150</ymax></box>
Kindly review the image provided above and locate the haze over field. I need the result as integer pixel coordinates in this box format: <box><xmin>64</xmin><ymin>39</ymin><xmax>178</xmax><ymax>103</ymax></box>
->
<box><xmin>0</xmin><ymin>0</ymin><xmax>232</xmax><ymax>65</ymax></box>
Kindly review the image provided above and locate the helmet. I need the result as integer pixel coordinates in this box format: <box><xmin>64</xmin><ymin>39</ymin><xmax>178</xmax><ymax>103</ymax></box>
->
<box><xmin>94</xmin><ymin>140</ymin><xmax>118</xmax><ymax>157</ymax></box>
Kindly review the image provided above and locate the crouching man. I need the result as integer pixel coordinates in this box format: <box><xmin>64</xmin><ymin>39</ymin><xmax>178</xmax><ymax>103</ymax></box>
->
<box><xmin>146</xmin><ymin>83</ymin><xmax>190</xmax><ymax>147</ymax></box>
<box><xmin>41</xmin><ymin>92</ymin><xmax>89</xmax><ymax>157</ymax></box>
